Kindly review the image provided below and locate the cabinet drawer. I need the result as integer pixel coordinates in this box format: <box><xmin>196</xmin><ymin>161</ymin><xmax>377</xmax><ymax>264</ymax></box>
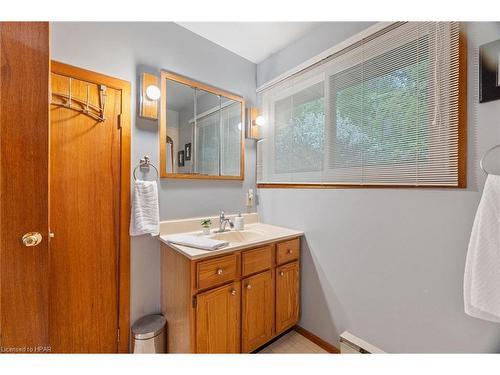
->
<box><xmin>242</xmin><ymin>245</ymin><xmax>273</xmax><ymax>277</ymax></box>
<box><xmin>276</xmin><ymin>238</ymin><xmax>300</xmax><ymax>265</ymax></box>
<box><xmin>196</xmin><ymin>254</ymin><xmax>238</xmax><ymax>290</ymax></box>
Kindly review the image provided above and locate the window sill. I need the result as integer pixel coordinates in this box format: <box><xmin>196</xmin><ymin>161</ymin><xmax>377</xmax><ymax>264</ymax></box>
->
<box><xmin>256</xmin><ymin>183</ymin><xmax>467</xmax><ymax>189</ymax></box>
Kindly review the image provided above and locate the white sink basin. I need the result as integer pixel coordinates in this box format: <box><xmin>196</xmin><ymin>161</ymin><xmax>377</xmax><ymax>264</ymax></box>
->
<box><xmin>207</xmin><ymin>230</ymin><xmax>263</xmax><ymax>243</ymax></box>
<box><xmin>160</xmin><ymin>222</ymin><xmax>304</xmax><ymax>260</ymax></box>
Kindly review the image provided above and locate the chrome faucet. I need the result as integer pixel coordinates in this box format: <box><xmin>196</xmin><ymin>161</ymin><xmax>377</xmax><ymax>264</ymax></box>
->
<box><xmin>215</xmin><ymin>211</ymin><xmax>234</xmax><ymax>233</ymax></box>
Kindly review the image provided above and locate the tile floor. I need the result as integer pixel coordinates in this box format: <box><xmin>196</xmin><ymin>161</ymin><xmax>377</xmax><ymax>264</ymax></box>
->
<box><xmin>258</xmin><ymin>330</ymin><xmax>329</xmax><ymax>354</ymax></box>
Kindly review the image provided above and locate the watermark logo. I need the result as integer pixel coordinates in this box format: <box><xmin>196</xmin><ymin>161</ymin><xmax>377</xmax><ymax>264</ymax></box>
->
<box><xmin>0</xmin><ymin>346</ymin><xmax>51</xmax><ymax>353</ymax></box>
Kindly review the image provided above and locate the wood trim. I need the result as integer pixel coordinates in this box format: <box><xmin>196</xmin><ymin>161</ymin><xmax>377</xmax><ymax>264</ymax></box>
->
<box><xmin>159</xmin><ymin>70</ymin><xmax>245</xmax><ymax>180</ymax></box>
<box><xmin>457</xmin><ymin>24</ymin><xmax>468</xmax><ymax>188</ymax></box>
<box><xmin>50</xmin><ymin>61</ymin><xmax>131</xmax><ymax>353</ymax></box>
<box><xmin>159</xmin><ymin>70</ymin><xmax>167</xmax><ymax>178</ymax></box>
<box><xmin>162</xmin><ymin>71</ymin><xmax>244</xmax><ymax>102</ymax></box>
<box><xmin>51</xmin><ymin>61</ymin><xmax>131</xmax><ymax>89</ymax></box>
<box><xmin>160</xmin><ymin>173</ymin><xmax>244</xmax><ymax>181</ymax></box>
<box><xmin>294</xmin><ymin>325</ymin><xmax>339</xmax><ymax>354</ymax></box>
<box><xmin>118</xmin><ymin>71</ymin><xmax>131</xmax><ymax>354</ymax></box>
<box><xmin>257</xmin><ymin>183</ymin><xmax>468</xmax><ymax>189</ymax></box>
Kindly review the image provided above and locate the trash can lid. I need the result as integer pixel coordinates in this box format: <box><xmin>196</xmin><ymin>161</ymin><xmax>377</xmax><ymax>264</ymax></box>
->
<box><xmin>132</xmin><ymin>314</ymin><xmax>166</xmax><ymax>340</ymax></box>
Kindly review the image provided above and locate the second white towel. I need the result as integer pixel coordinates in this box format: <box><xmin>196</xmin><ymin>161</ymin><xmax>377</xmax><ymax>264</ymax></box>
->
<box><xmin>166</xmin><ymin>234</ymin><xmax>229</xmax><ymax>251</ymax></box>
<box><xmin>464</xmin><ymin>174</ymin><xmax>500</xmax><ymax>322</ymax></box>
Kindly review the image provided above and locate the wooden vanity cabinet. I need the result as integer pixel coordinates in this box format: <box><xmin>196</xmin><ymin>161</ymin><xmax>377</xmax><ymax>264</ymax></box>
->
<box><xmin>196</xmin><ymin>281</ymin><xmax>241</xmax><ymax>353</ymax></box>
<box><xmin>242</xmin><ymin>270</ymin><xmax>274</xmax><ymax>352</ymax></box>
<box><xmin>276</xmin><ymin>261</ymin><xmax>300</xmax><ymax>333</ymax></box>
<box><xmin>161</xmin><ymin>237</ymin><xmax>301</xmax><ymax>353</ymax></box>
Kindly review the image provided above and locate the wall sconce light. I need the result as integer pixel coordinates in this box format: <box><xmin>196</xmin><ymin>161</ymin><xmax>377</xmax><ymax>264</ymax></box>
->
<box><xmin>145</xmin><ymin>84</ymin><xmax>161</xmax><ymax>101</ymax></box>
<box><xmin>245</xmin><ymin>108</ymin><xmax>264</xmax><ymax>140</ymax></box>
<box><xmin>254</xmin><ymin>115</ymin><xmax>265</xmax><ymax>127</ymax></box>
<box><xmin>140</xmin><ymin>72</ymin><xmax>159</xmax><ymax>120</ymax></box>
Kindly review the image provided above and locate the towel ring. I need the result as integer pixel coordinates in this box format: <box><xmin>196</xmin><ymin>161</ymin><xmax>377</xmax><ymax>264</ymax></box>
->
<box><xmin>480</xmin><ymin>144</ymin><xmax>500</xmax><ymax>175</ymax></box>
<box><xmin>133</xmin><ymin>155</ymin><xmax>159</xmax><ymax>181</ymax></box>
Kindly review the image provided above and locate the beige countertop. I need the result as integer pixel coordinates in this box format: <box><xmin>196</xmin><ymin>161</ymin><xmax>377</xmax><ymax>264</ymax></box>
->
<box><xmin>159</xmin><ymin>222</ymin><xmax>303</xmax><ymax>260</ymax></box>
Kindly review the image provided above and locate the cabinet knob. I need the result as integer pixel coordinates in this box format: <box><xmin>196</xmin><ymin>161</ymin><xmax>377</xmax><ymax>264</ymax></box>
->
<box><xmin>280</xmin><ymin>271</ymin><xmax>284</xmax><ymax>276</ymax></box>
<box><xmin>216</xmin><ymin>268</ymin><xmax>223</xmax><ymax>275</ymax></box>
<box><xmin>246</xmin><ymin>284</ymin><xmax>252</xmax><ymax>289</ymax></box>
<box><xmin>287</xmin><ymin>248</ymin><xmax>293</xmax><ymax>254</ymax></box>
<box><xmin>231</xmin><ymin>289</ymin><xmax>237</xmax><ymax>296</ymax></box>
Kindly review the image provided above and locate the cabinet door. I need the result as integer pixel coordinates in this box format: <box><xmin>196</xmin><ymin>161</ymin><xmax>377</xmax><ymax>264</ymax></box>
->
<box><xmin>196</xmin><ymin>282</ymin><xmax>241</xmax><ymax>353</ymax></box>
<box><xmin>242</xmin><ymin>270</ymin><xmax>274</xmax><ymax>352</ymax></box>
<box><xmin>276</xmin><ymin>262</ymin><xmax>300</xmax><ymax>333</ymax></box>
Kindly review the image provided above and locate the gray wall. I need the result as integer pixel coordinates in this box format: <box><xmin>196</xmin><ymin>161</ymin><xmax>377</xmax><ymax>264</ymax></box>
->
<box><xmin>257</xmin><ymin>22</ymin><xmax>375</xmax><ymax>87</ymax></box>
<box><xmin>51</xmin><ymin>22</ymin><xmax>257</xmax><ymax>326</ymax></box>
<box><xmin>257</xmin><ymin>22</ymin><xmax>500</xmax><ymax>353</ymax></box>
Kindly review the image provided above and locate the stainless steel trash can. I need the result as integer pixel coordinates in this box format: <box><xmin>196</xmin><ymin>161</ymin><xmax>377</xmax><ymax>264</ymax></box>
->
<box><xmin>132</xmin><ymin>314</ymin><xmax>166</xmax><ymax>353</ymax></box>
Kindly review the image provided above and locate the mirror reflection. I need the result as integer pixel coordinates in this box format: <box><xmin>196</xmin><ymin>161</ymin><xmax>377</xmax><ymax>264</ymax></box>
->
<box><xmin>161</xmin><ymin>71</ymin><xmax>244</xmax><ymax>179</ymax></box>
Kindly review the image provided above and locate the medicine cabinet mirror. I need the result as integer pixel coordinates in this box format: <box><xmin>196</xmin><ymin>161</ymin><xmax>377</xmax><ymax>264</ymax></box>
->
<box><xmin>159</xmin><ymin>71</ymin><xmax>245</xmax><ymax>180</ymax></box>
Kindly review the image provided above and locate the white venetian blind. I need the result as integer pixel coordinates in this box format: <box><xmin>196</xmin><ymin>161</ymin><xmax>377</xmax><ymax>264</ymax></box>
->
<box><xmin>257</xmin><ymin>22</ymin><xmax>462</xmax><ymax>186</ymax></box>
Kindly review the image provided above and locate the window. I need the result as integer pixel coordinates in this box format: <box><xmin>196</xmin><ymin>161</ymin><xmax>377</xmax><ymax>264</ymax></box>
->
<box><xmin>257</xmin><ymin>22</ymin><xmax>465</xmax><ymax>187</ymax></box>
<box><xmin>274</xmin><ymin>80</ymin><xmax>325</xmax><ymax>174</ymax></box>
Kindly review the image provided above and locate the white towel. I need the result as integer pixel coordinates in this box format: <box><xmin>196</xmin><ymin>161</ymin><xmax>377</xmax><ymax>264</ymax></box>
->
<box><xmin>166</xmin><ymin>234</ymin><xmax>229</xmax><ymax>251</ymax></box>
<box><xmin>464</xmin><ymin>174</ymin><xmax>500</xmax><ymax>322</ymax></box>
<box><xmin>130</xmin><ymin>180</ymin><xmax>160</xmax><ymax>237</ymax></box>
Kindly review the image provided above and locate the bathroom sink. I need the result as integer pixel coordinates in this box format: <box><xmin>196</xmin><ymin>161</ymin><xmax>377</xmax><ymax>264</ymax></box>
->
<box><xmin>208</xmin><ymin>230</ymin><xmax>263</xmax><ymax>243</ymax></box>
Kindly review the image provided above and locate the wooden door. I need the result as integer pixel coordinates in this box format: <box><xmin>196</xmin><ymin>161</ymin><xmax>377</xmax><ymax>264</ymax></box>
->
<box><xmin>0</xmin><ymin>22</ymin><xmax>50</xmax><ymax>352</ymax></box>
<box><xmin>242</xmin><ymin>270</ymin><xmax>274</xmax><ymax>353</ymax></box>
<box><xmin>276</xmin><ymin>262</ymin><xmax>300</xmax><ymax>334</ymax></box>
<box><xmin>196</xmin><ymin>282</ymin><xmax>240</xmax><ymax>353</ymax></box>
<box><xmin>49</xmin><ymin>63</ymin><xmax>130</xmax><ymax>353</ymax></box>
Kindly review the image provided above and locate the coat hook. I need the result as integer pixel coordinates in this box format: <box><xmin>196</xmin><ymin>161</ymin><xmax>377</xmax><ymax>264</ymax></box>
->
<box><xmin>68</xmin><ymin>77</ymin><xmax>72</xmax><ymax>108</ymax></box>
<box><xmin>84</xmin><ymin>83</ymin><xmax>90</xmax><ymax>114</ymax></box>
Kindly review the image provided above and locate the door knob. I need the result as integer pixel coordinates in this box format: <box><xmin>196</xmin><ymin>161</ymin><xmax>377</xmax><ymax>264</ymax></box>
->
<box><xmin>22</xmin><ymin>232</ymin><xmax>43</xmax><ymax>247</ymax></box>
<box><xmin>217</xmin><ymin>268</ymin><xmax>223</xmax><ymax>275</ymax></box>
<box><xmin>280</xmin><ymin>271</ymin><xmax>284</xmax><ymax>276</ymax></box>
<box><xmin>231</xmin><ymin>289</ymin><xmax>237</xmax><ymax>296</ymax></box>
<box><xmin>246</xmin><ymin>284</ymin><xmax>252</xmax><ymax>289</ymax></box>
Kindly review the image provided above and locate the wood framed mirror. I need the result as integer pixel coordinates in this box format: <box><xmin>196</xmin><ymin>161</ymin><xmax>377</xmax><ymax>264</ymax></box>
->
<box><xmin>160</xmin><ymin>71</ymin><xmax>245</xmax><ymax>180</ymax></box>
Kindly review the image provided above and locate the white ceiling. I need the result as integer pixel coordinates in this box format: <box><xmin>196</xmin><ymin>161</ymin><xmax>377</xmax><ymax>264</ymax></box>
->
<box><xmin>176</xmin><ymin>22</ymin><xmax>319</xmax><ymax>64</ymax></box>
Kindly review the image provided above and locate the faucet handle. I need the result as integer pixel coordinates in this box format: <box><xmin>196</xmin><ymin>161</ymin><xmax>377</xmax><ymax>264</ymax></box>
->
<box><xmin>220</xmin><ymin>210</ymin><xmax>225</xmax><ymax>219</ymax></box>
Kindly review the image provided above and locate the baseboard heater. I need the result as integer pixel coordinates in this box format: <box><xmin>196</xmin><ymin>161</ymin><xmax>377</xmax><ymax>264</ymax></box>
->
<box><xmin>339</xmin><ymin>331</ymin><xmax>385</xmax><ymax>354</ymax></box>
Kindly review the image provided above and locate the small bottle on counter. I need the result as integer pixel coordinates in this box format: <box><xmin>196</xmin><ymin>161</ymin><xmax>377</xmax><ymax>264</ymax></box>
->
<box><xmin>234</xmin><ymin>213</ymin><xmax>244</xmax><ymax>231</ymax></box>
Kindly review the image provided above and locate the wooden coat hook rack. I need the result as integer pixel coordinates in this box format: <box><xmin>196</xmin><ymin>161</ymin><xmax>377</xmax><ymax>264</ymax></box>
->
<box><xmin>51</xmin><ymin>77</ymin><xmax>107</xmax><ymax>122</ymax></box>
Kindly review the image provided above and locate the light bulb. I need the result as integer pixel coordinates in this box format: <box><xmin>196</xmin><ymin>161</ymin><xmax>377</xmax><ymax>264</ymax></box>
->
<box><xmin>255</xmin><ymin>115</ymin><xmax>265</xmax><ymax>126</ymax></box>
<box><xmin>145</xmin><ymin>85</ymin><xmax>161</xmax><ymax>101</ymax></box>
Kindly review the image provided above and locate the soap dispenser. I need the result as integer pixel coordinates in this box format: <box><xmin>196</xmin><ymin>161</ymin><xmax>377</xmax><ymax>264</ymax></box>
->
<box><xmin>234</xmin><ymin>213</ymin><xmax>244</xmax><ymax>231</ymax></box>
